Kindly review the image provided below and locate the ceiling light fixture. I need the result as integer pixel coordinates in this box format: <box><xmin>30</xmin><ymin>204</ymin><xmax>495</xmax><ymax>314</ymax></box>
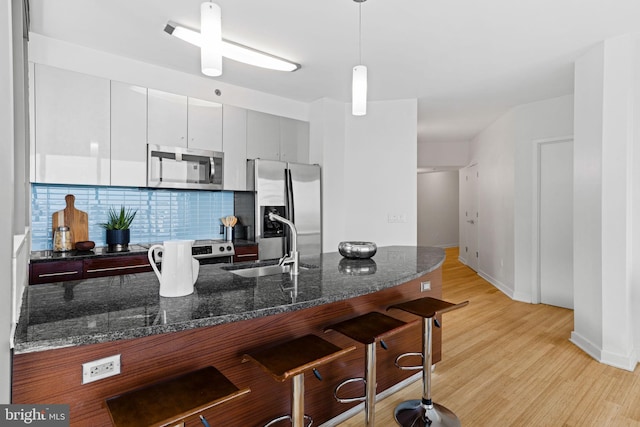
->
<box><xmin>200</xmin><ymin>2</ymin><xmax>222</xmax><ymax>77</ymax></box>
<box><xmin>352</xmin><ymin>0</ymin><xmax>368</xmax><ymax>116</ymax></box>
<box><xmin>164</xmin><ymin>23</ymin><xmax>301</xmax><ymax>73</ymax></box>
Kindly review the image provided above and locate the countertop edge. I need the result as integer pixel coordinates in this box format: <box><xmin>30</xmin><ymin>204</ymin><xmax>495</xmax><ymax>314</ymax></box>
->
<box><xmin>15</xmin><ymin>247</ymin><xmax>445</xmax><ymax>354</ymax></box>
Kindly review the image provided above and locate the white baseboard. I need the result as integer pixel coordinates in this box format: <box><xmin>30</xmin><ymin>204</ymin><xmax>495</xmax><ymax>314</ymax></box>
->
<box><xmin>601</xmin><ymin>348</ymin><xmax>638</xmax><ymax>372</ymax></box>
<box><xmin>569</xmin><ymin>331</ymin><xmax>637</xmax><ymax>371</ymax></box>
<box><xmin>569</xmin><ymin>330</ymin><xmax>601</xmax><ymax>362</ymax></box>
<box><xmin>477</xmin><ymin>270</ymin><xmax>514</xmax><ymax>299</ymax></box>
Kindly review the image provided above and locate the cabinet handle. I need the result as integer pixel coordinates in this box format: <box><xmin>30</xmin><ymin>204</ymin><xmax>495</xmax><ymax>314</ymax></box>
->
<box><xmin>39</xmin><ymin>271</ymin><xmax>80</xmax><ymax>278</ymax></box>
<box><xmin>236</xmin><ymin>253</ymin><xmax>258</xmax><ymax>258</ymax></box>
<box><xmin>86</xmin><ymin>264</ymin><xmax>150</xmax><ymax>273</ymax></box>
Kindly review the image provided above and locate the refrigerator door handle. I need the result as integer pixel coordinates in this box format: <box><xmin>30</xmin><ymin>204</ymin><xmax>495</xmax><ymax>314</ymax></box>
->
<box><xmin>284</xmin><ymin>168</ymin><xmax>295</xmax><ymax>255</ymax></box>
<box><xmin>286</xmin><ymin>168</ymin><xmax>295</xmax><ymax>223</ymax></box>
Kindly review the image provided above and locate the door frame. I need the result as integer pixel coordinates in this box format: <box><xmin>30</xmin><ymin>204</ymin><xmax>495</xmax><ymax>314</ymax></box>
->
<box><xmin>531</xmin><ymin>135</ymin><xmax>573</xmax><ymax>304</ymax></box>
<box><xmin>460</xmin><ymin>162</ymin><xmax>478</xmax><ymax>270</ymax></box>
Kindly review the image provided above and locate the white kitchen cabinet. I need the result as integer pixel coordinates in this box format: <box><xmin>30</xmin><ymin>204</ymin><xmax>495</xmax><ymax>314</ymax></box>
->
<box><xmin>147</xmin><ymin>89</ymin><xmax>188</xmax><ymax>148</ymax></box>
<box><xmin>33</xmin><ymin>64</ymin><xmax>110</xmax><ymax>185</ymax></box>
<box><xmin>111</xmin><ymin>81</ymin><xmax>147</xmax><ymax>187</ymax></box>
<box><xmin>147</xmin><ymin>88</ymin><xmax>223</xmax><ymax>152</ymax></box>
<box><xmin>246</xmin><ymin>110</ymin><xmax>310</xmax><ymax>163</ymax></box>
<box><xmin>246</xmin><ymin>110</ymin><xmax>280</xmax><ymax>160</ymax></box>
<box><xmin>280</xmin><ymin>117</ymin><xmax>309</xmax><ymax>163</ymax></box>
<box><xmin>187</xmin><ymin>98</ymin><xmax>223</xmax><ymax>152</ymax></box>
<box><xmin>222</xmin><ymin>105</ymin><xmax>247</xmax><ymax>190</ymax></box>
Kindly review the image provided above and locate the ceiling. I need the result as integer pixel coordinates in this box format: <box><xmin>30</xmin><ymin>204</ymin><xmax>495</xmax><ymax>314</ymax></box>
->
<box><xmin>28</xmin><ymin>0</ymin><xmax>640</xmax><ymax>144</ymax></box>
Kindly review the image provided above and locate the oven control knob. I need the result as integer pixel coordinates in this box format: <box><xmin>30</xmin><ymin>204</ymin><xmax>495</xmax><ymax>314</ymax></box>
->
<box><xmin>226</xmin><ymin>246</ymin><xmax>232</xmax><ymax>251</ymax></box>
<box><xmin>219</xmin><ymin>246</ymin><xmax>225</xmax><ymax>252</ymax></box>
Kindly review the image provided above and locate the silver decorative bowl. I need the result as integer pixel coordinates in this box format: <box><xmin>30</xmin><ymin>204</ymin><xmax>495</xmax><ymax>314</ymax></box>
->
<box><xmin>338</xmin><ymin>241</ymin><xmax>377</xmax><ymax>259</ymax></box>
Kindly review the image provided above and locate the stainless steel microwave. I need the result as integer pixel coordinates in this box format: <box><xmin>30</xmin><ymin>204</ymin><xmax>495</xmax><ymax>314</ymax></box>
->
<box><xmin>147</xmin><ymin>144</ymin><xmax>224</xmax><ymax>190</ymax></box>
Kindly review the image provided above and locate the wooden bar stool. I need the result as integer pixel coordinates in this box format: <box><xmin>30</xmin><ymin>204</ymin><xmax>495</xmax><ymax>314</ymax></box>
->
<box><xmin>388</xmin><ymin>297</ymin><xmax>468</xmax><ymax>427</ymax></box>
<box><xmin>243</xmin><ymin>334</ymin><xmax>355</xmax><ymax>427</ymax></box>
<box><xmin>105</xmin><ymin>366</ymin><xmax>250</xmax><ymax>427</ymax></box>
<box><xmin>324</xmin><ymin>311</ymin><xmax>415</xmax><ymax>426</ymax></box>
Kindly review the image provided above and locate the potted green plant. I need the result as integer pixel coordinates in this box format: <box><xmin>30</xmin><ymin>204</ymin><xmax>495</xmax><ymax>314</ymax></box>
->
<box><xmin>100</xmin><ymin>206</ymin><xmax>137</xmax><ymax>251</ymax></box>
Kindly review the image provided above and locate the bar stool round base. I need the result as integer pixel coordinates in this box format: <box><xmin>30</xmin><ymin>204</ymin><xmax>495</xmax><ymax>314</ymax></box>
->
<box><xmin>394</xmin><ymin>399</ymin><xmax>461</xmax><ymax>427</ymax></box>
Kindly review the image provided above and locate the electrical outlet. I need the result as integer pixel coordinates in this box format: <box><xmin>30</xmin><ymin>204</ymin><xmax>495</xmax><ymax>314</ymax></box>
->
<box><xmin>82</xmin><ymin>354</ymin><xmax>121</xmax><ymax>384</ymax></box>
<box><xmin>388</xmin><ymin>213</ymin><xmax>408</xmax><ymax>223</ymax></box>
<box><xmin>421</xmin><ymin>281</ymin><xmax>431</xmax><ymax>292</ymax></box>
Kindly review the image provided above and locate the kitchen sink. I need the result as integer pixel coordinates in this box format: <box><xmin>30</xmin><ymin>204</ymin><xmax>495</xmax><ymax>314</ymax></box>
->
<box><xmin>222</xmin><ymin>261</ymin><xmax>317</xmax><ymax>278</ymax></box>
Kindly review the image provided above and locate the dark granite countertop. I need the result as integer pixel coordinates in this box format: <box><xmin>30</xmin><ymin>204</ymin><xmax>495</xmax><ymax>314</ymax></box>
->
<box><xmin>29</xmin><ymin>239</ymin><xmax>257</xmax><ymax>263</ymax></box>
<box><xmin>15</xmin><ymin>246</ymin><xmax>445</xmax><ymax>354</ymax></box>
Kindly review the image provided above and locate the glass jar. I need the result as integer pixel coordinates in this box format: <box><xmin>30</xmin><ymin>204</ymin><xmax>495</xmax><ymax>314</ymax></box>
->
<box><xmin>53</xmin><ymin>226</ymin><xmax>74</xmax><ymax>252</ymax></box>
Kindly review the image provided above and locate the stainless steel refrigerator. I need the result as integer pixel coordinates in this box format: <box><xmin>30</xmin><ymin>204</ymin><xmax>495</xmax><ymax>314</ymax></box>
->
<box><xmin>247</xmin><ymin>159</ymin><xmax>322</xmax><ymax>260</ymax></box>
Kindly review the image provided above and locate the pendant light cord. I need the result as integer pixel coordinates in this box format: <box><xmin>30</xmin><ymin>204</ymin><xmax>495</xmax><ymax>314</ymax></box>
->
<box><xmin>358</xmin><ymin>2</ymin><xmax>362</xmax><ymax>64</ymax></box>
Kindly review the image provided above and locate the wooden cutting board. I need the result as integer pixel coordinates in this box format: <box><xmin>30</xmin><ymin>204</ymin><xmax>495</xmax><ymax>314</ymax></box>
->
<box><xmin>52</xmin><ymin>194</ymin><xmax>89</xmax><ymax>245</ymax></box>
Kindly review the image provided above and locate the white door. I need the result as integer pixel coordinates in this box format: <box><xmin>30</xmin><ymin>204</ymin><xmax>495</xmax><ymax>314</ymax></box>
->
<box><xmin>462</xmin><ymin>164</ymin><xmax>479</xmax><ymax>271</ymax></box>
<box><xmin>539</xmin><ymin>139</ymin><xmax>573</xmax><ymax>308</ymax></box>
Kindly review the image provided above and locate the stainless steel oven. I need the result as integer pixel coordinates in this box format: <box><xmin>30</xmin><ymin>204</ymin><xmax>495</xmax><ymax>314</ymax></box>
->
<box><xmin>192</xmin><ymin>240</ymin><xmax>235</xmax><ymax>264</ymax></box>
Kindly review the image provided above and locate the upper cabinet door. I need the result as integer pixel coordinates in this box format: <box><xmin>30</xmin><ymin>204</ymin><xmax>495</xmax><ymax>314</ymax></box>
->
<box><xmin>246</xmin><ymin>110</ymin><xmax>280</xmax><ymax>161</ymax></box>
<box><xmin>147</xmin><ymin>89</ymin><xmax>188</xmax><ymax>148</ymax></box>
<box><xmin>111</xmin><ymin>81</ymin><xmax>147</xmax><ymax>187</ymax></box>
<box><xmin>34</xmin><ymin>64</ymin><xmax>110</xmax><ymax>185</ymax></box>
<box><xmin>280</xmin><ymin>117</ymin><xmax>310</xmax><ymax>164</ymax></box>
<box><xmin>222</xmin><ymin>105</ymin><xmax>247</xmax><ymax>191</ymax></box>
<box><xmin>187</xmin><ymin>98</ymin><xmax>223</xmax><ymax>152</ymax></box>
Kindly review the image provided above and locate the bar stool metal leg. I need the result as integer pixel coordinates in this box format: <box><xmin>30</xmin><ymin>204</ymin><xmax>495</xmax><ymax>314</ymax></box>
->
<box><xmin>393</xmin><ymin>316</ymin><xmax>460</xmax><ymax>427</ymax></box>
<box><xmin>331</xmin><ymin>341</ymin><xmax>378</xmax><ymax>426</ymax></box>
<box><xmin>325</xmin><ymin>311</ymin><xmax>411</xmax><ymax>427</ymax></box>
<box><xmin>292</xmin><ymin>373</ymin><xmax>305</xmax><ymax>427</ymax></box>
<box><xmin>364</xmin><ymin>341</ymin><xmax>376</xmax><ymax>426</ymax></box>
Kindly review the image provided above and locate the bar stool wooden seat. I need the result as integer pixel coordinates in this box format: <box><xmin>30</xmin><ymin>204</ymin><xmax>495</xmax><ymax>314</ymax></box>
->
<box><xmin>388</xmin><ymin>296</ymin><xmax>468</xmax><ymax>427</ymax></box>
<box><xmin>105</xmin><ymin>366</ymin><xmax>250</xmax><ymax>427</ymax></box>
<box><xmin>243</xmin><ymin>334</ymin><xmax>355</xmax><ymax>427</ymax></box>
<box><xmin>324</xmin><ymin>311</ymin><xmax>415</xmax><ymax>426</ymax></box>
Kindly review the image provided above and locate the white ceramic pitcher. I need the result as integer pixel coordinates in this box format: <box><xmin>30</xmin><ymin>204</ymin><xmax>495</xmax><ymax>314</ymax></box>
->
<box><xmin>148</xmin><ymin>240</ymin><xmax>200</xmax><ymax>297</ymax></box>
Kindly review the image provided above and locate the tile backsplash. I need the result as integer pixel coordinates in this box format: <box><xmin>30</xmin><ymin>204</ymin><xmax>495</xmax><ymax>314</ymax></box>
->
<box><xmin>31</xmin><ymin>184</ymin><xmax>234</xmax><ymax>250</ymax></box>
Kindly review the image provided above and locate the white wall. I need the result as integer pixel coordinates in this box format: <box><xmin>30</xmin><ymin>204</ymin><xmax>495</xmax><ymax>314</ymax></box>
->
<box><xmin>513</xmin><ymin>95</ymin><xmax>575</xmax><ymax>301</ymax></box>
<box><xmin>311</xmin><ymin>98</ymin><xmax>418</xmax><ymax>251</ymax></box>
<box><xmin>468</xmin><ymin>95</ymin><xmax>574</xmax><ymax>299</ymax></box>
<box><xmin>28</xmin><ymin>34</ymin><xmax>309</xmax><ymax>122</ymax></box>
<box><xmin>417</xmin><ymin>141</ymin><xmax>469</xmax><ymax>169</ymax></box>
<box><xmin>633</xmin><ymin>39</ymin><xmax>640</xmax><ymax>367</ymax></box>
<box><xmin>572</xmin><ymin>35</ymin><xmax>639</xmax><ymax>371</ymax></box>
<box><xmin>1</xmin><ymin>0</ymin><xmax>15</xmax><ymax>404</ymax></box>
<box><xmin>343</xmin><ymin>99</ymin><xmax>418</xmax><ymax>247</ymax></box>
<box><xmin>417</xmin><ymin>171</ymin><xmax>459</xmax><ymax>247</ymax></box>
<box><xmin>309</xmin><ymin>98</ymin><xmax>347</xmax><ymax>254</ymax></box>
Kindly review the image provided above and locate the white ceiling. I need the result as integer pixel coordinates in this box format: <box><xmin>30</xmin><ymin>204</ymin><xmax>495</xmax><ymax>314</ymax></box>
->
<box><xmin>29</xmin><ymin>0</ymin><xmax>640</xmax><ymax>143</ymax></box>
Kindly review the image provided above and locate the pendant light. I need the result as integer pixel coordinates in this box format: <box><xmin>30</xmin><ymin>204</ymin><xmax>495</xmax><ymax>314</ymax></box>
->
<box><xmin>352</xmin><ymin>0</ymin><xmax>367</xmax><ymax>116</ymax></box>
<box><xmin>200</xmin><ymin>2</ymin><xmax>222</xmax><ymax>77</ymax></box>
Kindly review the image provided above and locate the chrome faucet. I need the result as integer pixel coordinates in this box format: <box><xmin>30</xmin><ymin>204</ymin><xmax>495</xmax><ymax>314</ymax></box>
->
<box><xmin>268</xmin><ymin>212</ymin><xmax>300</xmax><ymax>275</ymax></box>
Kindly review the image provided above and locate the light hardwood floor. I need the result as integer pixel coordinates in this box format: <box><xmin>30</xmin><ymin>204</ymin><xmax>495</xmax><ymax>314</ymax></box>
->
<box><xmin>338</xmin><ymin>247</ymin><xmax>640</xmax><ymax>426</ymax></box>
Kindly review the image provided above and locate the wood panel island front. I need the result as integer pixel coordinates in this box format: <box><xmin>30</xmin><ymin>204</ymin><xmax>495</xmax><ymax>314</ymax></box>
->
<box><xmin>13</xmin><ymin>246</ymin><xmax>446</xmax><ymax>426</ymax></box>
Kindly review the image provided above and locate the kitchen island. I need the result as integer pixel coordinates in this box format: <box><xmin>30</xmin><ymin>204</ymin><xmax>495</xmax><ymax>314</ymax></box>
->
<box><xmin>13</xmin><ymin>246</ymin><xmax>446</xmax><ymax>426</ymax></box>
